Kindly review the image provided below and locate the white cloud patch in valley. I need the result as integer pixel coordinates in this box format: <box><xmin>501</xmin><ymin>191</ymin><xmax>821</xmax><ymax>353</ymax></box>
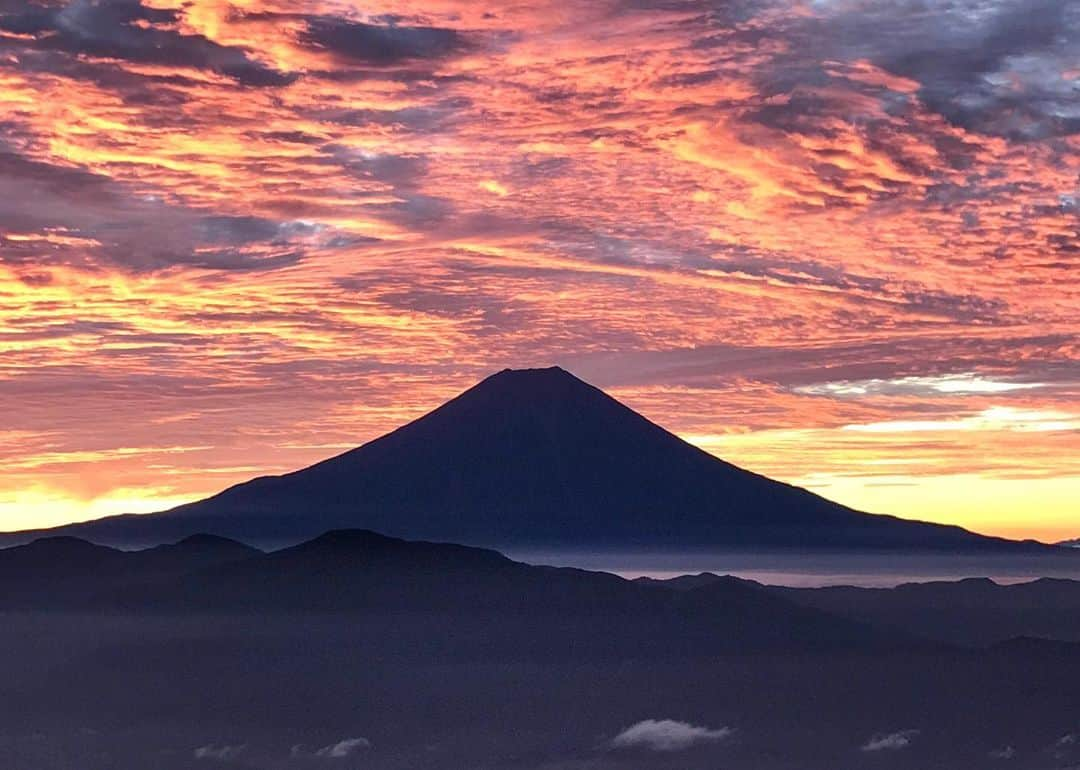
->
<box><xmin>314</xmin><ymin>737</ymin><xmax>372</xmax><ymax>758</ymax></box>
<box><xmin>861</xmin><ymin>730</ymin><xmax>919</xmax><ymax>752</ymax></box>
<box><xmin>610</xmin><ymin>719</ymin><xmax>733</xmax><ymax>752</ymax></box>
<box><xmin>194</xmin><ymin>743</ymin><xmax>246</xmax><ymax>760</ymax></box>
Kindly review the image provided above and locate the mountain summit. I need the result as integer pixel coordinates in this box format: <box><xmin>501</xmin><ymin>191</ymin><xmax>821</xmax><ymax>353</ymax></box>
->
<box><xmin>0</xmin><ymin>367</ymin><xmax>1049</xmax><ymax>552</ymax></box>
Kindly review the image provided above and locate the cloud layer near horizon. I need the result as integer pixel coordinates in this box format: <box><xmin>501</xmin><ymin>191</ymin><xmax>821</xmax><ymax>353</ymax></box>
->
<box><xmin>0</xmin><ymin>0</ymin><xmax>1076</xmax><ymax>537</ymax></box>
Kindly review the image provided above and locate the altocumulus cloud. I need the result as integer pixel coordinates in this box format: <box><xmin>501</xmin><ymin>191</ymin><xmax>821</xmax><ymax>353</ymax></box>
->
<box><xmin>610</xmin><ymin>719</ymin><xmax>733</xmax><ymax>752</ymax></box>
<box><xmin>861</xmin><ymin>730</ymin><xmax>919</xmax><ymax>752</ymax></box>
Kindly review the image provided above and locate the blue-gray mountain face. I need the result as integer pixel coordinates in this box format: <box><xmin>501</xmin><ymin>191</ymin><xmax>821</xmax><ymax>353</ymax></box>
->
<box><xmin>0</xmin><ymin>367</ymin><xmax>1055</xmax><ymax>551</ymax></box>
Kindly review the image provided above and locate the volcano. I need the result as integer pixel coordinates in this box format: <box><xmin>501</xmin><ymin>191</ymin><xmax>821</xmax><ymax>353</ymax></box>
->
<box><xmin>0</xmin><ymin>367</ymin><xmax>1051</xmax><ymax>552</ymax></box>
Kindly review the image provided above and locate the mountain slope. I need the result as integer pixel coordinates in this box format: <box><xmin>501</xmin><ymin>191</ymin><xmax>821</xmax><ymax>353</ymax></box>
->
<box><xmin>0</xmin><ymin>367</ymin><xmax>1056</xmax><ymax>552</ymax></box>
<box><xmin>774</xmin><ymin>577</ymin><xmax>1080</xmax><ymax>646</ymax></box>
<box><xmin>0</xmin><ymin>534</ymin><xmax>260</xmax><ymax>607</ymax></box>
<box><xmin>644</xmin><ymin>572</ymin><xmax>1080</xmax><ymax>646</ymax></box>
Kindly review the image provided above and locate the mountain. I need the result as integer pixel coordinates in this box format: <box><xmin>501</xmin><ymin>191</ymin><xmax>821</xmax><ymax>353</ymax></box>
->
<box><xmin>773</xmin><ymin>577</ymin><xmax>1080</xmax><ymax>646</ymax></box>
<box><xmin>0</xmin><ymin>367</ymin><xmax>1059</xmax><ymax>552</ymax></box>
<box><xmin>635</xmin><ymin>572</ymin><xmax>730</xmax><ymax>591</ymax></box>
<box><xmin>1060</xmin><ymin>538</ymin><xmax>1080</xmax><ymax>548</ymax></box>
<box><xmin>0</xmin><ymin>533</ymin><xmax>260</xmax><ymax>607</ymax></box>
<box><xmin>0</xmin><ymin>529</ymin><xmax>910</xmax><ymax>656</ymax></box>
<box><xmin>1</xmin><ymin>530</ymin><xmax>1078</xmax><ymax>770</ymax></box>
<box><xmin>644</xmin><ymin>572</ymin><xmax>1080</xmax><ymax>646</ymax></box>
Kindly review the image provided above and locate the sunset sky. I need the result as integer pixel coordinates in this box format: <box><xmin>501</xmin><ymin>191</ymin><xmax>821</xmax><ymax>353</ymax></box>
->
<box><xmin>0</xmin><ymin>0</ymin><xmax>1077</xmax><ymax>542</ymax></box>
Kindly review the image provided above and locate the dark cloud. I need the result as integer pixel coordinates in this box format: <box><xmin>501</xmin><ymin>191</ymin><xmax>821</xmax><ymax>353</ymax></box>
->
<box><xmin>195</xmin><ymin>216</ymin><xmax>284</xmax><ymax>246</ymax></box>
<box><xmin>298</xmin><ymin>16</ymin><xmax>468</xmax><ymax>65</ymax></box>
<box><xmin>322</xmin><ymin>144</ymin><xmax>430</xmax><ymax>191</ymax></box>
<box><xmin>2</xmin><ymin>47</ymin><xmax>199</xmax><ymax>110</ymax></box>
<box><xmin>310</xmin><ymin>96</ymin><xmax>473</xmax><ymax>133</ymax></box>
<box><xmin>0</xmin><ymin>0</ymin><xmax>293</xmax><ymax>86</ymax></box>
<box><xmin>0</xmin><ymin>152</ymin><xmax>308</xmax><ymax>272</ymax></box>
<box><xmin>807</xmin><ymin>0</ymin><xmax>1080</xmax><ymax>139</ymax></box>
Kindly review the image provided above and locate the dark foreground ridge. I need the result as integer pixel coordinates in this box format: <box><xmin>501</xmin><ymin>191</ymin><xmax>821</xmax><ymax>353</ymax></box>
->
<box><xmin>0</xmin><ymin>366</ymin><xmax>1064</xmax><ymax>553</ymax></box>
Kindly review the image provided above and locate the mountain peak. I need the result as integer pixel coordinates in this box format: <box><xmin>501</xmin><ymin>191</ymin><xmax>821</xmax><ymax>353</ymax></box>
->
<box><xmin>0</xmin><ymin>537</ymin><xmax>122</xmax><ymax>580</ymax></box>
<box><xmin>304</xmin><ymin>528</ymin><xmax>406</xmax><ymax>549</ymax></box>
<box><xmin>466</xmin><ymin>366</ymin><xmax>598</xmax><ymax>401</ymax></box>
<box><xmin>171</xmin><ymin>533</ymin><xmax>255</xmax><ymax>550</ymax></box>
<box><xmin>272</xmin><ymin>529</ymin><xmax>513</xmax><ymax>570</ymax></box>
<box><xmin>23</xmin><ymin>536</ymin><xmax>114</xmax><ymax>555</ymax></box>
<box><xmin>493</xmin><ymin>365</ymin><xmax>573</xmax><ymax>378</ymax></box>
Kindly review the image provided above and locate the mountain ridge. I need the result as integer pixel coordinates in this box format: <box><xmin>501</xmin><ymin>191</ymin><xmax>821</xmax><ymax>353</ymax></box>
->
<box><xmin>0</xmin><ymin>528</ymin><xmax>919</xmax><ymax>656</ymax></box>
<box><xmin>0</xmin><ymin>532</ymin><xmax>261</xmax><ymax>607</ymax></box>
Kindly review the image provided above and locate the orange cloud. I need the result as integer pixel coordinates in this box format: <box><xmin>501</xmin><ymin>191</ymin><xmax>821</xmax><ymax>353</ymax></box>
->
<box><xmin>0</xmin><ymin>0</ymin><xmax>1076</xmax><ymax>540</ymax></box>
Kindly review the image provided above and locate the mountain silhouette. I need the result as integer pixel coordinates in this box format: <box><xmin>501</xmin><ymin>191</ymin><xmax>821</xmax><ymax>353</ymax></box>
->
<box><xmin>5</xmin><ymin>529</ymin><xmax>909</xmax><ymax>655</ymax></box>
<box><xmin>0</xmin><ymin>367</ymin><xmax>1059</xmax><ymax>552</ymax></box>
<box><xmin>645</xmin><ymin>572</ymin><xmax>1080</xmax><ymax>646</ymax></box>
<box><xmin>0</xmin><ymin>533</ymin><xmax>260</xmax><ymax>607</ymax></box>
<box><xmin>772</xmin><ymin>576</ymin><xmax>1080</xmax><ymax>646</ymax></box>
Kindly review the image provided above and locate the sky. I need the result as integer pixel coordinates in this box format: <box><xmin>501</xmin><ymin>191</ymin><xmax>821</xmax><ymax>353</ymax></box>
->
<box><xmin>0</xmin><ymin>0</ymin><xmax>1077</xmax><ymax>542</ymax></box>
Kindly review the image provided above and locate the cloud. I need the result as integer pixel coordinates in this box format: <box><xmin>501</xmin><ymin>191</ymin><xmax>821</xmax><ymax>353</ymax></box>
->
<box><xmin>194</xmin><ymin>743</ymin><xmax>246</xmax><ymax>760</ymax></box>
<box><xmin>0</xmin><ymin>0</ymin><xmax>292</xmax><ymax>86</ymax></box>
<box><xmin>801</xmin><ymin>0</ymin><xmax>1080</xmax><ymax>139</ymax></box>
<box><xmin>609</xmin><ymin>719</ymin><xmax>733</xmax><ymax>752</ymax></box>
<box><xmin>0</xmin><ymin>0</ymin><xmax>1077</xmax><ymax>540</ymax></box>
<box><xmin>861</xmin><ymin>730</ymin><xmax>919</xmax><ymax>752</ymax></box>
<box><xmin>1050</xmin><ymin>733</ymin><xmax>1078</xmax><ymax>758</ymax></box>
<box><xmin>795</xmin><ymin>374</ymin><xmax>1046</xmax><ymax>398</ymax></box>
<box><xmin>989</xmin><ymin>745</ymin><xmax>1016</xmax><ymax>760</ymax></box>
<box><xmin>313</xmin><ymin>737</ymin><xmax>372</xmax><ymax>758</ymax></box>
<box><xmin>298</xmin><ymin>17</ymin><xmax>468</xmax><ymax>66</ymax></box>
<box><xmin>0</xmin><ymin>153</ymin><xmax>317</xmax><ymax>272</ymax></box>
